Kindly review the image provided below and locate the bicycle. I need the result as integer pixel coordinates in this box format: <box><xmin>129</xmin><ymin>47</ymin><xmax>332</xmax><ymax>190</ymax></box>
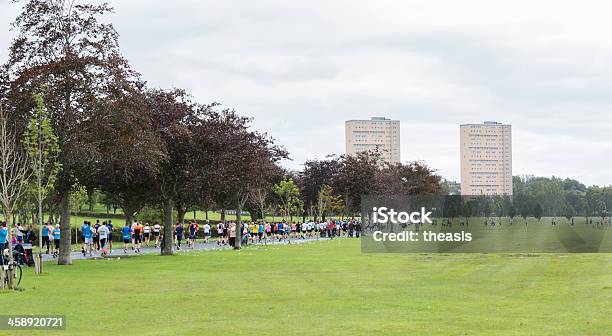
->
<box><xmin>1</xmin><ymin>249</ymin><xmax>23</xmax><ymax>288</ymax></box>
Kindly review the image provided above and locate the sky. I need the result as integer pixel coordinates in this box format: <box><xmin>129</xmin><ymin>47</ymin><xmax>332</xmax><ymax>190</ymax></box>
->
<box><xmin>1</xmin><ymin>0</ymin><xmax>612</xmax><ymax>186</ymax></box>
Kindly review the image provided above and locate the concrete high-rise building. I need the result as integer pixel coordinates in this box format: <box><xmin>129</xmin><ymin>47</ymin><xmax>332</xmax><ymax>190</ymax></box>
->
<box><xmin>460</xmin><ymin>121</ymin><xmax>512</xmax><ymax>196</ymax></box>
<box><xmin>345</xmin><ymin>117</ymin><xmax>400</xmax><ymax>164</ymax></box>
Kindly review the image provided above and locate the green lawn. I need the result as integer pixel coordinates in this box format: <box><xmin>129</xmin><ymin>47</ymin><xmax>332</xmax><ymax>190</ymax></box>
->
<box><xmin>1</xmin><ymin>239</ymin><xmax>611</xmax><ymax>335</ymax></box>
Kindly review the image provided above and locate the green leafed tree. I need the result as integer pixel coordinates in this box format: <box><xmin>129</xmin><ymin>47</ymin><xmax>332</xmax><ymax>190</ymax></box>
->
<box><xmin>273</xmin><ymin>178</ymin><xmax>301</xmax><ymax>222</ymax></box>
<box><xmin>22</xmin><ymin>89</ymin><xmax>61</xmax><ymax>269</ymax></box>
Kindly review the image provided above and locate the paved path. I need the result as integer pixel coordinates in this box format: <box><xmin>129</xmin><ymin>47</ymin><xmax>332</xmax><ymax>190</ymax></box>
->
<box><xmin>40</xmin><ymin>236</ymin><xmax>332</xmax><ymax>262</ymax></box>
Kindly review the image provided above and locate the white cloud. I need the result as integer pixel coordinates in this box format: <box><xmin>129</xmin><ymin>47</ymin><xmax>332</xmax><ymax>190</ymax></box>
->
<box><xmin>1</xmin><ymin>0</ymin><xmax>612</xmax><ymax>186</ymax></box>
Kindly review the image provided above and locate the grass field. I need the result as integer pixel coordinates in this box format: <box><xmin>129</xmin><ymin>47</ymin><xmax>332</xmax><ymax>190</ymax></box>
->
<box><xmin>1</xmin><ymin>238</ymin><xmax>611</xmax><ymax>335</ymax></box>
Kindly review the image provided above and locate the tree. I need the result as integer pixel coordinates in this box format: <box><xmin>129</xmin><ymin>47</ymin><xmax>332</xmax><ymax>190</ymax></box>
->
<box><xmin>147</xmin><ymin>89</ymin><xmax>200</xmax><ymax>256</ymax></box>
<box><xmin>0</xmin><ymin>106</ymin><xmax>31</xmax><ymax>289</ymax></box>
<box><xmin>564</xmin><ymin>203</ymin><xmax>575</xmax><ymax>223</ymax></box>
<box><xmin>296</xmin><ymin>157</ymin><xmax>341</xmax><ymax>220</ymax></box>
<box><xmin>6</xmin><ymin>0</ymin><xmax>143</xmax><ymax>265</ymax></box>
<box><xmin>533</xmin><ymin>203</ymin><xmax>543</xmax><ymax>222</ymax></box>
<box><xmin>335</xmin><ymin>152</ymin><xmax>379</xmax><ymax>216</ymax></box>
<box><xmin>315</xmin><ymin>184</ymin><xmax>343</xmax><ymax>221</ymax></box>
<box><xmin>22</xmin><ymin>89</ymin><xmax>61</xmax><ymax>272</ymax></box>
<box><xmin>461</xmin><ymin>199</ymin><xmax>474</xmax><ymax>225</ymax></box>
<box><xmin>71</xmin><ymin>182</ymin><xmax>87</xmax><ymax>229</ymax></box>
<box><xmin>274</xmin><ymin>178</ymin><xmax>301</xmax><ymax>222</ymax></box>
<box><xmin>375</xmin><ymin>161</ymin><xmax>443</xmax><ymax>196</ymax></box>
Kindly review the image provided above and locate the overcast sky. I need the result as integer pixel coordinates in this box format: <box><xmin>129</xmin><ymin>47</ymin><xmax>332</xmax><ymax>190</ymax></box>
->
<box><xmin>1</xmin><ymin>0</ymin><xmax>612</xmax><ymax>186</ymax></box>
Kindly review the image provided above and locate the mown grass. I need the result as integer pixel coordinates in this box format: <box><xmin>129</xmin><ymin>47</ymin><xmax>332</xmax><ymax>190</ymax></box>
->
<box><xmin>1</xmin><ymin>238</ymin><xmax>611</xmax><ymax>335</ymax></box>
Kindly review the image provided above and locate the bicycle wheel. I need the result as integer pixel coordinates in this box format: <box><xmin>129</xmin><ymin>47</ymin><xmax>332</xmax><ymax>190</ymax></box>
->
<box><xmin>14</xmin><ymin>264</ymin><xmax>22</xmax><ymax>287</ymax></box>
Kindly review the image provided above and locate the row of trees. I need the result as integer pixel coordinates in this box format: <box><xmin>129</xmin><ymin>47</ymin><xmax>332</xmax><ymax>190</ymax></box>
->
<box><xmin>513</xmin><ymin>176</ymin><xmax>612</xmax><ymax>220</ymax></box>
<box><xmin>0</xmin><ymin>0</ymin><xmax>287</xmax><ymax>269</ymax></box>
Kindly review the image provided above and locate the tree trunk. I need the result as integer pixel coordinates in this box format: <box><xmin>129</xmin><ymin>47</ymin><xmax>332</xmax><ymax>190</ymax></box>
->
<box><xmin>4</xmin><ymin>210</ymin><xmax>15</xmax><ymax>289</ymax></box>
<box><xmin>220</xmin><ymin>209</ymin><xmax>226</xmax><ymax>224</ymax></box>
<box><xmin>124</xmin><ymin>212</ymin><xmax>134</xmax><ymax>226</ymax></box>
<box><xmin>177</xmin><ymin>205</ymin><xmax>186</xmax><ymax>225</ymax></box>
<box><xmin>235</xmin><ymin>206</ymin><xmax>242</xmax><ymax>250</ymax></box>
<box><xmin>57</xmin><ymin>192</ymin><xmax>72</xmax><ymax>265</ymax></box>
<box><xmin>37</xmin><ymin>187</ymin><xmax>43</xmax><ymax>275</ymax></box>
<box><xmin>162</xmin><ymin>198</ymin><xmax>174</xmax><ymax>256</ymax></box>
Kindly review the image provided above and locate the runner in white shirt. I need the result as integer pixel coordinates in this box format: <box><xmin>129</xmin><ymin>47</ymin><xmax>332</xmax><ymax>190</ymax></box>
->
<box><xmin>203</xmin><ymin>222</ymin><xmax>211</xmax><ymax>243</ymax></box>
<box><xmin>301</xmin><ymin>222</ymin><xmax>308</xmax><ymax>239</ymax></box>
<box><xmin>143</xmin><ymin>223</ymin><xmax>152</xmax><ymax>247</ymax></box>
<box><xmin>97</xmin><ymin>223</ymin><xmax>110</xmax><ymax>256</ymax></box>
<box><xmin>153</xmin><ymin>222</ymin><xmax>161</xmax><ymax>248</ymax></box>
<box><xmin>217</xmin><ymin>223</ymin><xmax>225</xmax><ymax>246</ymax></box>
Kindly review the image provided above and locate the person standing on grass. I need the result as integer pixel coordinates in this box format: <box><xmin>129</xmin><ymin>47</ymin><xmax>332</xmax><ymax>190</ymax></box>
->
<box><xmin>143</xmin><ymin>223</ymin><xmax>151</xmax><ymax>247</ymax></box>
<box><xmin>153</xmin><ymin>222</ymin><xmax>161</xmax><ymax>248</ymax></box>
<box><xmin>108</xmin><ymin>220</ymin><xmax>115</xmax><ymax>252</ymax></box>
<box><xmin>133</xmin><ymin>222</ymin><xmax>143</xmax><ymax>253</ymax></box>
<box><xmin>203</xmin><ymin>221</ymin><xmax>211</xmax><ymax>244</ymax></box>
<box><xmin>122</xmin><ymin>223</ymin><xmax>131</xmax><ymax>254</ymax></box>
<box><xmin>174</xmin><ymin>222</ymin><xmax>184</xmax><ymax>250</ymax></box>
<box><xmin>98</xmin><ymin>222</ymin><xmax>110</xmax><ymax>256</ymax></box>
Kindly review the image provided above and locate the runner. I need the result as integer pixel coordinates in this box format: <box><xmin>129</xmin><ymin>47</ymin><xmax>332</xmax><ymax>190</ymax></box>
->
<box><xmin>41</xmin><ymin>222</ymin><xmax>51</xmax><ymax>254</ymax></box>
<box><xmin>203</xmin><ymin>221</ymin><xmax>211</xmax><ymax>244</ymax></box>
<box><xmin>93</xmin><ymin>220</ymin><xmax>101</xmax><ymax>251</ymax></box>
<box><xmin>80</xmin><ymin>221</ymin><xmax>88</xmax><ymax>255</ymax></box>
<box><xmin>98</xmin><ymin>222</ymin><xmax>110</xmax><ymax>256</ymax></box>
<box><xmin>250</xmin><ymin>222</ymin><xmax>258</xmax><ymax>243</ymax></box>
<box><xmin>174</xmin><ymin>222</ymin><xmax>184</xmax><ymax>250</ymax></box>
<box><xmin>291</xmin><ymin>222</ymin><xmax>297</xmax><ymax>239</ymax></box>
<box><xmin>107</xmin><ymin>220</ymin><xmax>114</xmax><ymax>253</ymax></box>
<box><xmin>121</xmin><ymin>223</ymin><xmax>131</xmax><ymax>254</ymax></box>
<box><xmin>133</xmin><ymin>222</ymin><xmax>143</xmax><ymax>253</ymax></box>
<box><xmin>301</xmin><ymin>222</ymin><xmax>308</xmax><ymax>239</ymax></box>
<box><xmin>82</xmin><ymin>221</ymin><xmax>94</xmax><ymax>256</ymax></box>
<box><xmin>143</xmin><ymin>223</ymin><xmax>151</xmax><ymax>247</ymax></box>
<box><xmin>258</xmin><ymin>222</ymin><xmax>264</xmax><ymax>243</ymax></box>
<box><xmin>187</xmin><ymin>222</ymin><xmax>198</xmax><ymax>248</ymax></box>
<box><xmin>265</xmin><ymin>222</ymin><xmax>271</xmax><ymax>243</ymax></box>
<box><xmin>153</xmin><ymin>222</ymin><xmax>161</xmax><ymax>248</ymax></box>
<box><xmin>217</xmin><ymin>222</ymin><xmax>225</xmax><ymax>246</ymax></box>
<box><xmin>52</xmin><ymin>224</ymin><xmax>60</xmax><ymax>258</ymax></box>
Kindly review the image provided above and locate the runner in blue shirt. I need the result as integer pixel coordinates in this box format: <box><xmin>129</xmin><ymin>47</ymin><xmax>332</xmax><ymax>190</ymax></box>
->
<box><xmin>122</xmin><ymin>223</ymin><xmax>131</xmax><ymax>254</ymax></box>
<box><xmin>82</xmin><ymin>222</ymin><xmax>94</xmax><ymax>256</ymax></box>
<box><xmin>52</xmin><ymin>225</ymin><xmax>61</xmax><ymax>258</ymax></box>
<box><xmin>41</xmin><ymin>223</ymin><xmax>50</xmax><ymax>254</ymax></box>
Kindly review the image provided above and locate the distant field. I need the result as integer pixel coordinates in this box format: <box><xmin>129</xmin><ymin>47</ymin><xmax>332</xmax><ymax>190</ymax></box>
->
<box><xmin>1</xmin><ymin>239</ymin><xmax>610</xmax><ymax>335</ymax></box>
